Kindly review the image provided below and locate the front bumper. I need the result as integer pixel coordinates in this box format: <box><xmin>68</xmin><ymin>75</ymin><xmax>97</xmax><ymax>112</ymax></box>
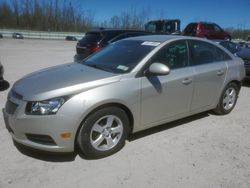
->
<box><xmin>2</xmin><ymin>97</ymin><xmax>80</xmax><ymax>152</ymax></box>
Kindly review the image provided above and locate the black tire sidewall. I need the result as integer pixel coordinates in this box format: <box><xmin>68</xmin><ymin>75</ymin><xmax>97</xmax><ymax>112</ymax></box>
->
<box><xmin>77</xmin><ymin>107</ymin><xmax>130</xmax><ymax>158</ymax></box>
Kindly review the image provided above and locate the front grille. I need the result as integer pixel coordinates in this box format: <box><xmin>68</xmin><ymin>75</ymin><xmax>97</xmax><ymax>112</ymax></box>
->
<box><xmin>26</xmin><ymin>134</ymin><xmax>57</xmax><ymax>146</ymax></box>
<box><xmin>5</xmin><ymin>100</ymin><xmax>18</xmax><ymax>114</ymax></box>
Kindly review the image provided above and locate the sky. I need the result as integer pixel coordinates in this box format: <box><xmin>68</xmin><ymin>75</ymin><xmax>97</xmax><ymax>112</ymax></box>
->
<box><xmin>0</xmin><ymin>0</ymin><xmax>249</xmax><ymax>30</ymax></box>
<box><xmin>70</xmin><ymin>0</ymin><xmax>250</xmax><ymax>30</ymax></box>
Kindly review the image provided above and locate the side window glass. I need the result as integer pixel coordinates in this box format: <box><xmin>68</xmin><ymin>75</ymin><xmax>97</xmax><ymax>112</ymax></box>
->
<box><xmin>214</xmin><ymin>24</ymin><xmax>222</xmax><ymax>32</ymax></box>
<box><xmin>189</xmin><ymin>40</ymin><xmax>231</xmax><ymax>65</ymax></box>
<box><xmin>205</xmin><ymin>24</ymin><xmax>214</xmax><ymax>31</ymax></box>
<box><xmin>151</xmin><ymin>41</ymin><xmax>188</xmax><ymax>69</ymax></box>
<box><xmin>215</xmin><ymin>46</ymin><xmax>232</xmax><ymax>61</ymax></box>
<box><xmin>189</xmin><ymin>40</ymin><xmax>216</xmax><ymax>65</ymax></box>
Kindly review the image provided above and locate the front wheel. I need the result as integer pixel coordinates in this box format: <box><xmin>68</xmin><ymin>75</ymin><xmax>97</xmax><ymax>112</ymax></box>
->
<box><xmin>77</xmin><ymin>107</ymin><xmax>130</xmax><ymax>159</ymax></box>
<box><xmin>213</xmin><ymin>83</ymin><xmax>240</xmax><ymax>115</ymax></box>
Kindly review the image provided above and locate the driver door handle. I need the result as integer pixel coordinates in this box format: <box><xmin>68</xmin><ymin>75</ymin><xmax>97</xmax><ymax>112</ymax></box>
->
<box><xmin>182</xmin><ymin>78</ymin><xmax>192</xmax><ymax>85</ymax></box>
<box><xmin>217</xmin><ymin>70</ymin><xmax>225</xmax><ymax>76</ymax></box>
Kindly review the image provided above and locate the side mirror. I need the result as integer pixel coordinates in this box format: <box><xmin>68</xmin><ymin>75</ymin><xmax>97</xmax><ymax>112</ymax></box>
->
<box><xmin>145</xmin><ymin>63</ymin><xmax>170</xmax><ymax>76</ymax></box>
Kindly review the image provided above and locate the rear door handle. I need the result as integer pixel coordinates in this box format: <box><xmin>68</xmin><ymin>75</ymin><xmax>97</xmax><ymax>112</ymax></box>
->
<box><xmin>182</xmin><ymin>78</ymin><xmax>192</xmax><ymax>85</ymax></box>
<box><xmin>217</xmin><ymin>70</ymin><xmax>225</xmax><ymax>76</ymax></box>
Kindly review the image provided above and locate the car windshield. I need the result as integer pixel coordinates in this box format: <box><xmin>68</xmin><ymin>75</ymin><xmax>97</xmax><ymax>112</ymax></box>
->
<box><xmin>82</xmin><ymin>40</ymin><xmax>158</xmax><ymax>74</ymax></box>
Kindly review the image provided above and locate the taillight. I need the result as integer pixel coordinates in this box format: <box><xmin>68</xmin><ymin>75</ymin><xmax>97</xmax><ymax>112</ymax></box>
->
<box><xmin>90</xmin><ymin>47</ymin><xmax>101</xmax><ymax>53</ymax></box>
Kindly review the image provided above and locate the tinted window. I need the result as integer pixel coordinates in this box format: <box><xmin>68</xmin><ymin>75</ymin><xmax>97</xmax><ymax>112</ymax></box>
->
<box><xmin>109</xmin><ymin>32</ymin><xmax>149</xmax><ymax>43</ymax></box>
<box><xmin>204</xmin><ymin>24</ymin><xmax>214</xmax><ymax>31</ymax></box>
<box><xmin>82</xmin><ymin>33</ymin><xmax>102</xmax><ymax>43</ymax></box>
<box><xmin>189</xmin><ymin>40</ymin><xmax>231</xmax><ymax>65</ymax></box>
<box><xmin>214</xmin><ymin>24</ymin><xmax>222</xmax><ymax>32</ymax></box>
<box><xmin>145</xmin><ymin>22</ymin><xmax>157</xmax><ymax>32</ymax></box>
<box><xmin>150</xmin><ymin>40</ymin><xmax>188</xmax><ymax>69</ymax></box>
<box><xmin>163</xmin><ymin>22</ymin><xmax>177</xmax><ymax>33</ymax></box>
<box><xmin>102</xmin><ymin>31</ymin><xmax>124</xmax><ymax>42</ymax></box>
<box><xmin>83</xmin><ymin>40</ymin><xmax>157</xmax><ymax>73</ymax></box>
<box><xmin>184</xmin><ymin>23</ymin><xmax>197</xmax><ymax>35</ymax></box>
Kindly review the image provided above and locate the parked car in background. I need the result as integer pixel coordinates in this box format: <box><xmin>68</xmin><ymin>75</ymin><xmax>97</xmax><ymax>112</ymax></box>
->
<box><xmin>12</xmin><ymin>32</ymin><xmax>24</xmax><ymax>39</ymax></box>
<box><xmin>3</xmin><ymin>35</ymin><xmax>245</xmax><ymax>158</ymax></box>
<box><xmin>0</xmin><ymin>33</ymin><xmax>3</xmax><ymax>38</ymax></box>
<box><xmin>218</xmin><ymin>40</ymin><xmax>250</xmax><ymax>78</ymax></box>
<box><xmin>108</xmin><ymin>31</ymin><xmax>151</xmax><ymax>44</ymax></box>
<box><xmin>145</xmin><ymin>19</ymin><xmax>181</xmax><ymax>34</ymax></box>
<box><xmin>74</xmin><ymin>29</ymin><xmax>149</xmax><ymax>62</ymax></box>
<box><xmin>65</xmin><ymin>36</ymin><xmax>78</xmax><ymax>41</ymax></box>
<box><xmin>183</xmin><ymin>22</ymin><xmax>231</xmax><ymax>40</ymax></box>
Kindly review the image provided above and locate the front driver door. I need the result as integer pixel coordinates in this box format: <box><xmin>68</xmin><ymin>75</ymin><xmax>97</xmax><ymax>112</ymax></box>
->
<box><xmin>140</xmin><ymin>40</ymin><xmax>195</xmax><ymax>127</ymax></box>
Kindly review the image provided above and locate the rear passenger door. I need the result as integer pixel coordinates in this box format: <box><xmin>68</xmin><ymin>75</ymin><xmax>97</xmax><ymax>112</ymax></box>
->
<box><xmin>188</xmin><ymin>40</ymin><xmax>230</xmax><ymax>111</ymax></box>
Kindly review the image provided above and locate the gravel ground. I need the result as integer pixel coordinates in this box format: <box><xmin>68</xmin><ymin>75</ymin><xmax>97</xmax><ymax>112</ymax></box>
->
<box><xmin>0</xmin><ymin>38</ymin><xmax>250</xmax><ymax>188</ymax></box>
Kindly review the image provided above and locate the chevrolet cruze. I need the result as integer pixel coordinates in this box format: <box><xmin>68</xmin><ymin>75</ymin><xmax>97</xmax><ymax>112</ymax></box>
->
<box><xmin>3</xmin><ymin>35</ymin><xmax>245</xmax><ymax>158</ymax></box>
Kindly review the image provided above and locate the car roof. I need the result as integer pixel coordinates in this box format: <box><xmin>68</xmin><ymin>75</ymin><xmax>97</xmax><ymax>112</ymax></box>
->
<box><xmin>87</xmin><ymin>29</ymin><xmax>145</xmax><ymax>34</ymax></box>
<box><xmin>124</xmin><ymin>35</ymin><xmax>190</xmax><ymax>43</ymax></box>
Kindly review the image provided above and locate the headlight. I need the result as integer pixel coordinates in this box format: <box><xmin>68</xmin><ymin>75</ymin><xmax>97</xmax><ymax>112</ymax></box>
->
<box><xmin>26</xmin><ymin>97</ymin><xmax>66</xmax><ymax>115</ymax></box>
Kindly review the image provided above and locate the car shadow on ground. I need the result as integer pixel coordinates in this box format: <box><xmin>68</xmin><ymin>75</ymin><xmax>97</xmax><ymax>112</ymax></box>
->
<box><xmin>13</xmin><ymin>140</ymin><xmax>78</xmax><ymax>162</ymax></box>
<box><xmin>242</xmin><ymin>80</ymin><xmax>250</xmax><ymax>88</ymax></box>
<box><xmin>14</xmin><ymin>112</ymin><xmax>210</xmax><ymax>161</ymax></box>
<box><xmin>128</xmin><ymin>112</ymin><xmax>210</xmax><ymax>141</ymax></box>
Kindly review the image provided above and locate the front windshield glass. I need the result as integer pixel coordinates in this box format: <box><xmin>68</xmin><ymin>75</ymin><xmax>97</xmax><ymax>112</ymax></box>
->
<box><xmin>82</xmin><ymin>40</ymin><xmax>158</xmax><ymax>74</ymax></box>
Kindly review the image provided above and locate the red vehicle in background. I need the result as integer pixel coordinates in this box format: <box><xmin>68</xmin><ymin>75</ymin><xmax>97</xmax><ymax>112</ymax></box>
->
<box><xmin>183</xmin><ymin>22</ymin><xmax>231</xmax><ymax>40</ymax></box>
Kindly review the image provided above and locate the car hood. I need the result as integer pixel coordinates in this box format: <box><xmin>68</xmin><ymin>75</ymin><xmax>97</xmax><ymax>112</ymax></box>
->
<box><xmin>236</xmin><ymin>48</ymin><xmax>250</xmax><ymax>60</ymax></box>
<box><xmin>12</xmin><ymin>63</ymin><xmax>121</xmax><ymax>101</ymax></box>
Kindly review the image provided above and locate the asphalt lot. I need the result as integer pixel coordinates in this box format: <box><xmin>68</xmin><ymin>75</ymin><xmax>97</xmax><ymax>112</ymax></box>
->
<box><xmin>0</xmin><ymin>38</ymin><xmax>250</xmax><ymax>188</ymax></box>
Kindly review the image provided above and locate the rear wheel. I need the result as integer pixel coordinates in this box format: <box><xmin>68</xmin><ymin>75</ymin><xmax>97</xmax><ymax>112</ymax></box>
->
<box><xmin>213</xmin><ymin>83</ymin><xmax>239</xmax><ymax>115</ymax></box>
<box><xmin>77</xmin><ymin>107</ymin><xmax>130</xmax><ymax>158</ymax></box>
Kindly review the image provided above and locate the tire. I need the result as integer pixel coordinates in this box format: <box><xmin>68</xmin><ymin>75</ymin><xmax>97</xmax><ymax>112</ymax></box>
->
<box><xmin>213</xmin><ymin>82</ymin><xmax>240</xmax><ymax>115</ymax></box>
<box><xmin>77</xmin><ymin>107</ymin><xmax>130</xmax><ymax>159</ymax></box>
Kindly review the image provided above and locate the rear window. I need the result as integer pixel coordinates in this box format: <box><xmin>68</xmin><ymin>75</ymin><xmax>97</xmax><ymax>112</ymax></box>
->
<box><xmin>101</xmin><ymin>31</ymin><xmax>125</xmax><ymax>43</ymax></box>
<box><xmin>184</xmin><ymin>23</ymin><xmax>197</xmax><ymax>35</ymax></box>
<box><xmin>81</xmin><ymin>33</ymin><xmax>102</xmax><ymax>43</ymax></box>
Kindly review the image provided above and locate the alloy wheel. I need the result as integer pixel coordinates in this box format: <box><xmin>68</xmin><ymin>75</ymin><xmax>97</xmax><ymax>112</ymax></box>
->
<box><xmin>90</xmin><ymin>115</ymin><xmax>123</xmax><ymax>151</ymax></box>
<box><xmin>223</xmin><ymin>87</ymin><xmax>236</xmax><ymax>111</ymax></box>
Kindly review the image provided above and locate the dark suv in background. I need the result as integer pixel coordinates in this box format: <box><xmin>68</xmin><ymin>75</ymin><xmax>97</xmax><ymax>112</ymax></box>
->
<box><xmin>74</xmin><ymin>29</ymin><xmax>150</xmax><ymax>62</ymax></box>
<box><xmin>217</xmin><ymin>40</ymin><xmax>250</xmax><ymax>79</ymax></box>
<box><xmin>183</xmin><ymin>22</ymin><xmax>231</xmax><ymax>40</ymax></box>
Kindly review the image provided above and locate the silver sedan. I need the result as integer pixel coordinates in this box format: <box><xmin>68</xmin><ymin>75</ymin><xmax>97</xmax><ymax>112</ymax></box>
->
<box><xmin>3</xmin><ymin>35</ymin><xmax>246</xmax><ymax>158</ymax></box>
